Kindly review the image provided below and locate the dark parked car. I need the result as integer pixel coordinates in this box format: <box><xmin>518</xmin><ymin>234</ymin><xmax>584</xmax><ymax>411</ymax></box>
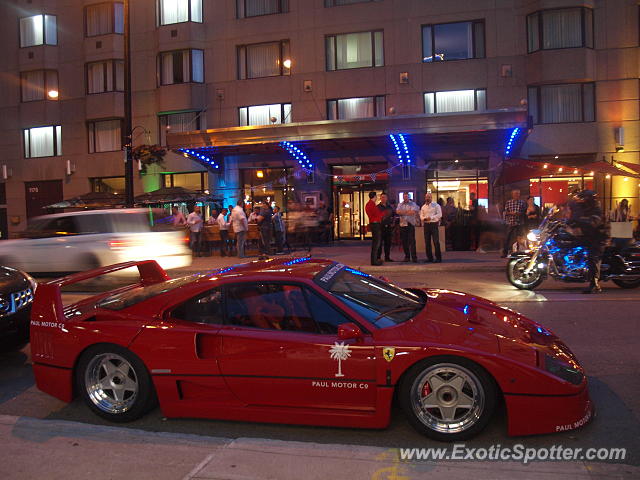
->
<box><xmin>0</xmin><ymin>266</ymin><xmax>36</xmax><ymax>348</ymax></box>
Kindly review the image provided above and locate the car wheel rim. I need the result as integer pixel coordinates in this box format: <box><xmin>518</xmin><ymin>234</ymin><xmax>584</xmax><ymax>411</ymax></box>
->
<box><xmin>85</xmin><ymin>353</ymin><xmax>138</xmax><ymax>414</ymax></box>
<box><xmin>512</xmin><ymin>258</ymin><xmax>540</xmax><ymax>286</ymax></box>
<box><xmin>410</xmin><ymin>363</ymin><xmax>484</xmax><ymax>434</ymax></box>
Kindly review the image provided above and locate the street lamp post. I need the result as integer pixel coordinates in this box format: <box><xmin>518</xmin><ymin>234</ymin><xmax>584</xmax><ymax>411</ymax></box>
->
<box><xmin>123</xmin><ymin>0</ymin><xmax>134</xmax><ymax>207</ymax></box>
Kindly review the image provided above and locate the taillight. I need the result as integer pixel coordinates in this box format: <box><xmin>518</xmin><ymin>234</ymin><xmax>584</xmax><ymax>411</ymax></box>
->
<box><xmin>109</xmin><ymin>239</ymin><xmax>144</xmax><ymax>250</ymax></box>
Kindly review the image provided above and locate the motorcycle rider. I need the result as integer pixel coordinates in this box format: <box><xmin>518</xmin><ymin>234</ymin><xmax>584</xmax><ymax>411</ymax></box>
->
<box><xmin>567</xmin><ymin>190</ymin><xmax>609</xmax><ymax>294</ymax></box>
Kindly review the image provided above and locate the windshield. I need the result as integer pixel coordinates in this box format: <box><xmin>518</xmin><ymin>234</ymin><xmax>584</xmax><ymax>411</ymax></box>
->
<box><xmin>316</xmin><ymin>265</ymin><xmax>426</xmax><ymax>328</ymax></box>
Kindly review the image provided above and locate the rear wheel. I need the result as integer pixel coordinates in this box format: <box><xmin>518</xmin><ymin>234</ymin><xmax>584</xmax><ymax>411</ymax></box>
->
<box><xmin>76</xmin><ymin>344</ymin><xmax>156</xmax><ymax>422</ymax></box>
<box><xmin>612</xmin><ymin>278</ymin><xmax>640</xmax><ymax>289</ymax></box>
<box><xmin>507</xmin><ymin>257</ymin><xmax>544</xmax><ymax>290</ymax></box>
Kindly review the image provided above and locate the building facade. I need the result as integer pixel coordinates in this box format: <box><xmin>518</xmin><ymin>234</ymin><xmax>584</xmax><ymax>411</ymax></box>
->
<box><xmin>1</xmin><ymin>0</ymin><xmax>638</xmax><ymax>240</ymax></box>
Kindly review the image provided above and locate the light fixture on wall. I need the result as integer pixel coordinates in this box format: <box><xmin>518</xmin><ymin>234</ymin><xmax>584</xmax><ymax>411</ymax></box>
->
<box><xmin>65</xmin><ymin>160</ymin><xmax>76</xmax><ymax>176</ymax></box>
<box><xmin>47</xmin><ymin>89</ymin><xmax>59</xmax><ymax>100</ymax></box>
<box><xmin>1</xmin><ymin>164</ymin><xmax>11</xmax><ymax>180</ymax></box>
<box><xmin>615</xmin><ymin>127</ymin><xmax>624</xmax><ymax>152</ymax></box>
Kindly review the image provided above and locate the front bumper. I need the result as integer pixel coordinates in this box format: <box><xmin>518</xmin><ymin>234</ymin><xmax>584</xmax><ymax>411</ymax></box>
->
<box><xmin>505</xmin><ymin>383</ymin><xmax>594</xmax><ymax>436</ymax></box>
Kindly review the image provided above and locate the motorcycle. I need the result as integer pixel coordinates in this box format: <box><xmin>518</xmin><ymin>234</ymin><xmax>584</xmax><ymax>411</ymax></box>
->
<box><xmin>506</xmin><ymin>208</ymin><xmax>640</xmax><ymax>290</ymax></box>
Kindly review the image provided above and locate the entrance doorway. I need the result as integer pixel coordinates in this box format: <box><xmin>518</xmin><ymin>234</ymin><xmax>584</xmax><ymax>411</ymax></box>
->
<box><xmin>25</xmin><ymin>180</ymin><xmax>63</xmax><ymax>219</ymax></box>
<box><xmin>334</xmin><ymin>186</ymin><xmax>385</xmax><ymax>239</ymax></box>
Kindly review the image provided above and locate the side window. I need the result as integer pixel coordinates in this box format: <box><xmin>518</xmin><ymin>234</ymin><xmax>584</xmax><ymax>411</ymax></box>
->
<box><xmin>172</xmin><ymin>288</ymin><xmax>224</xmax><ymax>324</ymax></box>
<box><xmin>226</xmin><ymin>283</ymin><xmax>319</xmax><ymax>333</ymax></box>
<box><xmin>77</xmin><ymin>214</ymin><xmax>110</xmax><ymax>234</ymax></box>
<box><xmin>51</xmin><ymin>216</ymin><xmax>79</xmax><ymax>236</ymax></box>
<box><xmin>304</xmin><ymin>288</ymin><xmax>353</xmax><ymax>335</ymax></box>
<box><xmin>29</xmin><ymin>217</ymin><xmax>79</xmax><ymax>238</ymax></box>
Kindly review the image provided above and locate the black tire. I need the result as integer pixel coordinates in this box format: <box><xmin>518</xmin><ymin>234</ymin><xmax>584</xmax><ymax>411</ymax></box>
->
<box><xmin>75</xmin><ymin>344</ymin><xmax>156</xmax><ymax>422</ymax></box>
<box><xmin>612</xmin><ymin>278</ymin><xmax>640</xmax><ymax>289</ymax></box>
<box><xmin>399</xmin><ymin>356</ymin><xmax>498</xmax><ymax>442</ymax></box>
<box><xmin>81</xmin><ymin>254</ymin><xmax>101</xmax><ymax>272</ymax></box>
<box><xmin>507</xmin><ymin>257</ymin><xmax>544</xmax><ymax>290</ymax></box>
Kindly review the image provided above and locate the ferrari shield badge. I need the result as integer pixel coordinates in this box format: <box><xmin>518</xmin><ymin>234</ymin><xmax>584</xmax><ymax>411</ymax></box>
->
<box><xmin>383</xmin><ymin>347</ymin><xmax>395</xmax><ymax>363</ymax></box>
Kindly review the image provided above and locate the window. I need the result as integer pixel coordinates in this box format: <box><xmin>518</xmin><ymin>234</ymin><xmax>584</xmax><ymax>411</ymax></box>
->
<box><xmin>422</xmin><ymin>20</ymin><xmax>485</xmax><ymax>62</ymax></box>
<box><xmin>159</xmin><ymin>49</ymin><xmax>204</xmax><ymax>85</ymax></box>
<box><xmin>172</xmin><ymin>288</ymin><xmax>224</xmax><ymax>324</ymax></box>
<box><xmin>424</xmin><ymin>89</ymin><xmax>486</xmax><ymax>114</ymax></box>
<box><xmin>162</xmin><ymin>171</ymin><xmax>208</xmax><ymax>192</ymax></box>
<box><xmin>90</xmin><ymin>176</ymin><xmax>125</xmax><ymax>194</ymax></box>
<box><xmin>527</xmin><ymin>7</ymin><xmax>593</xmax><ymax>53</ymax></box>
<box><xmin>239</xmin><ymin>103</ymin><xmax>291</xmax><ymax>126</ymax></box>
<box><xmin>226</xmin><ymin>283</ymin><xmax>321</xmax><ymax>333</ymax></box>
<box><xmin>159</xmin><ymin>111</ymin><xmax>203</xmax><ymax>145</ymax></box>
<box><xmin>88</xmin><ymin>119</ymin><xmax>122</xmax><ymax>153</ymax></box>
<box><xmin>20</xmin><ymin>70</ymin><xmax>58</xmax><ymax>102</ymax></box>
<box><xmin>325</xmin><ymin>0</ymin><xmax>380</xmax><ymax>6</ymax></box>
<box><xmin>326</xmin><ymin>31</ymin><xmax>383</xmax><ymax>70</ymax></box>
<box><xmin>528</xmin><ymin>83</ymin><xmax>595</xmax><ymax>124</ymax></box>
<box><xmin>237</xmin><ymin>0</ymin><xmax>288</xmax><ymax>18</ymax></box>
<box><xmin>238</xmin><ymin>41</ymin><xmax>290</xmax><ymax>79</ymax></box>
<box><xmin>87</xmin><ymin>60</ymin><xmax>124</xmax><ymax>93</ymax></box>
<box><xmin>20</xmin><ymin>14</ymin><xmax>57</xmax><ymax>47</ymax></box>
<box><xmin>327</xmin><ymin>96</ymin><xmax>384</xmax><ymax>120</ymax></box>
<box><xmin>23</xmin><ymin>126</ymin><xmax>62</xmax><ymax>158</ymax></box>
<box><xmin>158</xmin><ymin>0</ymin><xmax>202</xmax><ymax>25</ymax></box>
<box><xmin>85</xmin><ymin>3</ymin><xmax>124</xmax><ymax>36</ymax></box>
<box><xmin>304</xmin><ymin>289</ymin><xmax>352</xmax><ymax>334</ymax></box>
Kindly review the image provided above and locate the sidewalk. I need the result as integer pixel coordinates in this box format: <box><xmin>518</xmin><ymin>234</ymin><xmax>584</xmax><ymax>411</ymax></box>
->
<box><xmin>173</xmin><ymin>241</ymin><xmax>507</xmax><ymax>276</ymax></box>
<box><xmin>1</xmin><ymin>415</ymin><xmax>636</xmax><ymax>480</ymax></box>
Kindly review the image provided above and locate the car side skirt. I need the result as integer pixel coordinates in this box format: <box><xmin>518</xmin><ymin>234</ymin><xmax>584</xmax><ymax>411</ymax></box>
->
<box><xmin>33</xmin><ymin>362</ymin><xmax>74</xmax><ymax>403</ymax></box>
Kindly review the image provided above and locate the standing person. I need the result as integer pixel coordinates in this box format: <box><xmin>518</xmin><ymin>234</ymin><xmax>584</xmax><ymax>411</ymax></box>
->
<box><xmin>216</xmin><ymin>208</ymin><xmax>230</xmax><ymax>256</ymax></box>
<box><xmin>248</xmin><ymin>206</ymin><xmax>260</xmax><ymax>224</ymax></box>
<box><xmin>396</xmin><ymin>193</ymin><xmax>419</xmax><ymax>263</ymax></box>
<box><xmin>365</xmin><ymin>191</ymin><xmax>383</xmax><ymax>266</ymax></box>
<box><xmin>468</xmin><ymin>192</ymin><xmax>480</xmax><ymax>250</ymax></box>
<box><xmin>420</xmin><ymin>192</ymin><xmax>443</xmax><ymax>263</ymax></box>
<box><xmin>525</xmin><ymin>196</ymin><xmax>541</xmax><ymax>230</ymax></box>
<box><xmin>501</xmin><ymin>189</ymin><xmax>526</xmax><ymax>257</ymax></box>
<box><xmin>206</xmin><ymin>208</ymin><xmax>219</xmax><ymax>224</ymax></box>
<box><xmin>568</xmin><ymin>190</ymin><xmax>608</xmax><ymax>294</ymax></box>
<box><xmin>186</xmin><ymin>206</ymin><xmax>203</xmax><ymax>257</ymax></box>
<box><xmin>442</xmin><ymin>197</ymin><xmax>457</xmax><ymax>250</ymax></box>
<box><xmin>376</xmin><ymin>193</ymin><xmax>394</xmax><ymax>262</ymax></box>
<box><xmin>256</xmin><ymin>202</ymin><xmax>273</xmax><ymax>258</ymax></box>
<box><xmin>231</xmin><ymin>201</ymin><xmax>248</xmax><ymax>258</ymax></box>
<box><xmin>272</xmin><ymin>206</ymin><xmax>286</xmax><ymax>253</ymax></box>
<box><xmin>171</xmin><ymin>206</ymin><xmax>186</xmax><ymax>226</ymax></box>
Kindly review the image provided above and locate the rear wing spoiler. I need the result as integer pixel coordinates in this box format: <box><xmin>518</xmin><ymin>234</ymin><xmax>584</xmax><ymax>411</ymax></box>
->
<box><xmin>32</xmin><ymin>260</ymin><xmax>169</xmax><ymax>325</ymax></box>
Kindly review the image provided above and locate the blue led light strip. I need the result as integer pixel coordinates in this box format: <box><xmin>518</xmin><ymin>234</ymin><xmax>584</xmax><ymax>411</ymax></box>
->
<box><xmin>177</xmin><ymin>147</ymin><xmax>220</xmax><ymax>169</ymax></box>
<box><xmin>389</xmin><ymin>133</ymin><xmax>412</xmax><ymax>164</ymax></box>
<box><xmin>504</xmin><ymin>127</ymin><xmax>520</xmax><ymax>158</ymax></box>
<box><xmin>280</xmin><ymin>141</ymin><xmax>313</xmax><ymax>170</ymax></box>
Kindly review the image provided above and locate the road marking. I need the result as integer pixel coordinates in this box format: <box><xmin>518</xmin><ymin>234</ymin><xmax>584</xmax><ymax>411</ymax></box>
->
<box><xmin>181</xmin><ymin>452</ymin><xmax>217</xmax><ymax>480</ymax></box>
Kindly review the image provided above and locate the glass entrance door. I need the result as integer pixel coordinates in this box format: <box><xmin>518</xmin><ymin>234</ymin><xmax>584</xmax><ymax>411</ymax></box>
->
<box><xmin>334</xmin><ymin>186</ymin><xmax>385</xmax><ymax>240</ymax></box>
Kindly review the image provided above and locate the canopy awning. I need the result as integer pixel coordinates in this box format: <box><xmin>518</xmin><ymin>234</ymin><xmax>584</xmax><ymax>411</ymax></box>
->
<box><xmin>133</xmin><ymin>186</ymin><xmax>212</xmax><ymax>205</ymax></box>
<box><xmin>44</xmin><ymin>191</ymin><xmax>125</xmax><ymax>209</ymax></box>
<box><xmin>614</xmin><ymin>160</ymin><xmax>640</xmax><ymax>175</ymax></box>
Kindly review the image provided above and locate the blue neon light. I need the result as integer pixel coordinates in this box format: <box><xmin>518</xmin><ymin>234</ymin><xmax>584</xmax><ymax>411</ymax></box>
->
<box><xmin>283</xmin><ymin>256</ymin><xmax>311</xmax><ymax>266</ymax></box>
<box><xmin>344</xmin><ymin>267</ymin><xmax>370</xmax><ymax>277</ymax></box>
<box><xmin>177</xmin><ymin>147</ymin><xmax>220</xmax><ymax>169</ymax></box>
<box><xmin>280</xmin><ymin>141</ymin><xmax>313</xmax><ymax>170</ymax></box>
<box><xmin>463</xmin><ymin>304</ymin><xmax>471</xmax><ymax>315</ymax></box>
<box><xmin>504</xmin><ymin>127</ymin><xmax>520</xmax><ymax>158</ymax></box>
<box><xmin>389</xmin><ymin>133</ymin><xmax>412</xmax><ymax>164</ymax></box>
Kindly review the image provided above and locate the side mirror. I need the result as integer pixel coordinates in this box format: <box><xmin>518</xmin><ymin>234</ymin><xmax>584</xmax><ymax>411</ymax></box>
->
<box><xmin>338</xmin><ymin>322</ymin><xmax>363</xmax><ymax>340</ymax></box>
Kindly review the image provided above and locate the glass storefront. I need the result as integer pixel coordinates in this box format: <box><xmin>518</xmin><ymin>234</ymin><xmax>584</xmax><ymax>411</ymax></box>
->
<box><xmin>529</xmin><ymin>176</ymin><xmax>593</xmax><ymax>209</ymax></box>
<box><xmin>241</xmin><ymin>168</ymin><xmax>293</xmax><ymax>211</ymax></box>
<box><xmin>426</xmin><ymin>158</ymin><xmax>490</xmax><ymax>209</ymax></box>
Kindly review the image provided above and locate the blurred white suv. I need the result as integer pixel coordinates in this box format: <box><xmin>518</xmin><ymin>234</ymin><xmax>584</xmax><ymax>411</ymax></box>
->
<box><xmin>0</xmin><ymin>209</ymin><xmax>191</xmax><ymax>274</ymax></box>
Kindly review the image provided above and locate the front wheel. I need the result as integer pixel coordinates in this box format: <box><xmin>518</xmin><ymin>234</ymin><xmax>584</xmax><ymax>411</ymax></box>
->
<box><xmin>399</xmin><ymin>357</ymin><xmax>497</xmax><ymax>442</ymax></box>
<box><xmin>76</xmin><ymin>344</ymin><xmax>156</xmax><ymax>422</ymax></box>
<box><xmin>507</xmin><ymin>257</ymin><xmax>544</xmax><ymax>290</ymax></box>
<box><xmin>612</xmin><ymin>278</ymin><xmax>640</xmax><ymax>289</ymax></box>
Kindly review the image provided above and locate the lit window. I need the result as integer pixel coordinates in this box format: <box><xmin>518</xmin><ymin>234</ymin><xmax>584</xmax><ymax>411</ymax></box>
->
<box><xmin>237</xmin><ymin>0</ymin><xmax>288</xmax><ymax>18</ymax></box>
<box><xmin>85</xmin><ymin>3</ymin><xmax>124</xmax><ymax>37</ymax></box>
<box><xmin>159</xmin><ymin>111</ymin><xmax>203</xmax><ymax>145</ymax></box>
<box><xmin>325</xmin><ymin>0</ymin><xmax>380</xmax><ymax>6</ymax></box>
<box><xmin>23</xmin><ymin>126</ymin><xmax>62</xmax><ymax>158</ymax></box>
<box><xmin>21</xmin><ymin>70</ymin><xmax>59</xmax><ymax>102</ymax></box>
<box><xmin>90</xmin><ymin>176</ymin><xmax>125</xmax><ymax>194</ymax></box>
<box><xmin>20</xmin><ymin>14</ymin><xmax>57</xmax><ymax>47</ymax></box>
<box><xmin>424</xmin><ymin>89</ymin><xmax>486</xmax><ymax>114</ymax></box>
<box><xmin>527</xmin><ymin>83</ymin><xmax>595</xmax><ymax>124</ymax></box>
<box><xmin>238</xmin><ymin>41</ymin><xmax>290</xmax><ymax>79</ymax></box>
<box><xmin>326</xmin><ymin>31</ymin><xmax>383</xmax><ymax>71</ymax></box>
<box><xmin>87</xmin><ymin>60</ymin><xmax>124</xmax><ymax>93</ymax></box>
<box><xmin>527</xmin><ymin>8</ymin><xmax>593</xmax><ymax>53</ymax></box>
<box><xmin>88</xmin><ymin>119</ymin><xmax>122</xmax><ymax>153</ymax></box>
<box><xmin>159</xmin><ymin>49</ymin><xmax>204</xmax><ymax>85</ymax></box>
<box><xmin>158</xmin><ymin>0</ymin><xmax>202</xmax><ymax>25</ymax></box>
<box><xmin>239</xmin><ymin>104</ymin><xmax>292</xmax><ymax>126</ymax></box>
<box><xmin>422</xmin><ymin>21</ymin><xmax>485</xmax><ymax>62</ymax></box>
<box><xmin>327</xmin><ymin>96</ymin><xmax>385</xmax><ymax>120</ymax></box>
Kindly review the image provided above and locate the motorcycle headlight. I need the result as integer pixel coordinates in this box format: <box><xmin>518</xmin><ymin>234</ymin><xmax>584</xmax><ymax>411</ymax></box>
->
<box><xmin>543</xmin><ymin>354</ymin><xmax>583</xmax><ymax>385</ymax></box>
<box><xmin>527</xmin><ymin>230</ymin><xmax>540</xmax><ymax>242</ymax></box>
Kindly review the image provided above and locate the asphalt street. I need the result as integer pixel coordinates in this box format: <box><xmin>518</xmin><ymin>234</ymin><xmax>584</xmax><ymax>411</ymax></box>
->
<box><xmin>1</xmin><ymin>268</ymin><xmax>638</xmax><ymax>470</ymax></box>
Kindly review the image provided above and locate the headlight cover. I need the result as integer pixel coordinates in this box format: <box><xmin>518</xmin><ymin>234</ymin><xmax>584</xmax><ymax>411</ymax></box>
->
<box><xmin>544</xmin><ymin>354</ymin><xmax>583</xmax><ymax>385</ymax></box>
<box><xmin>527</xmin><ymin>230</ymin><xmax>540</xmax><ymax>242</ymax></box>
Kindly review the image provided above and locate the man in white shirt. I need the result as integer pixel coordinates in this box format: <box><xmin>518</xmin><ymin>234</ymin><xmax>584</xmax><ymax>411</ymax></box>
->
<box><xmin>186</xmin><ymin>206</ymin><xmax>203</xmax><ymax>257</ymax></box>
<box><xmin>395</xmin><ymin>193</ymin><xmax>420</xmax><ymax>262</ymax></box>
<box><xmin>420</xmin><ymin>193</ymin><xmax>443</xmax><ymax>263</ymax></box>
<box><xmin>230</xmin><ymin>201</ymin><xmax>248</xmax><ymax>258</ymax></box>
<box><xmin>217</xmin><ymin>208</ymin><xmax>230</xmax><ymax>256</ymax></box>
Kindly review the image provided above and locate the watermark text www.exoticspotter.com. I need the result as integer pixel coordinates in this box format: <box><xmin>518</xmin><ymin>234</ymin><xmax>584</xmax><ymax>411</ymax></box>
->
<box><xmin>399</xmin><ymin>444</ymin><xmax>627</xmax><ymax>464</ymax></box>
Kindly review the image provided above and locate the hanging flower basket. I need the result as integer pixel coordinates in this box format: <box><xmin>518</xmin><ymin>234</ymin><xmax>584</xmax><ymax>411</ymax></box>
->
<box><xmin>132</xmin><ymin>144</ymin><xmax>167</xmax><ymax>174</ymax></box>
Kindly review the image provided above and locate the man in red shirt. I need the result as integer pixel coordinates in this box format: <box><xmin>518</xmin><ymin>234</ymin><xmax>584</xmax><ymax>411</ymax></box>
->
<box><xmin>365</xmin><ymin>191</ymin><xmax>383</xmax><ymax>265</ymax></box>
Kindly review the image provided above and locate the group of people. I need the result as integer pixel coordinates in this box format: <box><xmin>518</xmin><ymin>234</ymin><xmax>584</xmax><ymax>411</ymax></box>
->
<box><xmin>366</xmin><ymin>191</ymin><xmax>445</xmax><ymax>266</ymax></box>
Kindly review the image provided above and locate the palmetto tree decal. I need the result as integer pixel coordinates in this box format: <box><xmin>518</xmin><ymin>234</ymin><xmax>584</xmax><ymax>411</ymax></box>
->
<box><xmin>329</xmin><ymin>342</ymin><xmax>352</xmax><ymax>377</ymax></box>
